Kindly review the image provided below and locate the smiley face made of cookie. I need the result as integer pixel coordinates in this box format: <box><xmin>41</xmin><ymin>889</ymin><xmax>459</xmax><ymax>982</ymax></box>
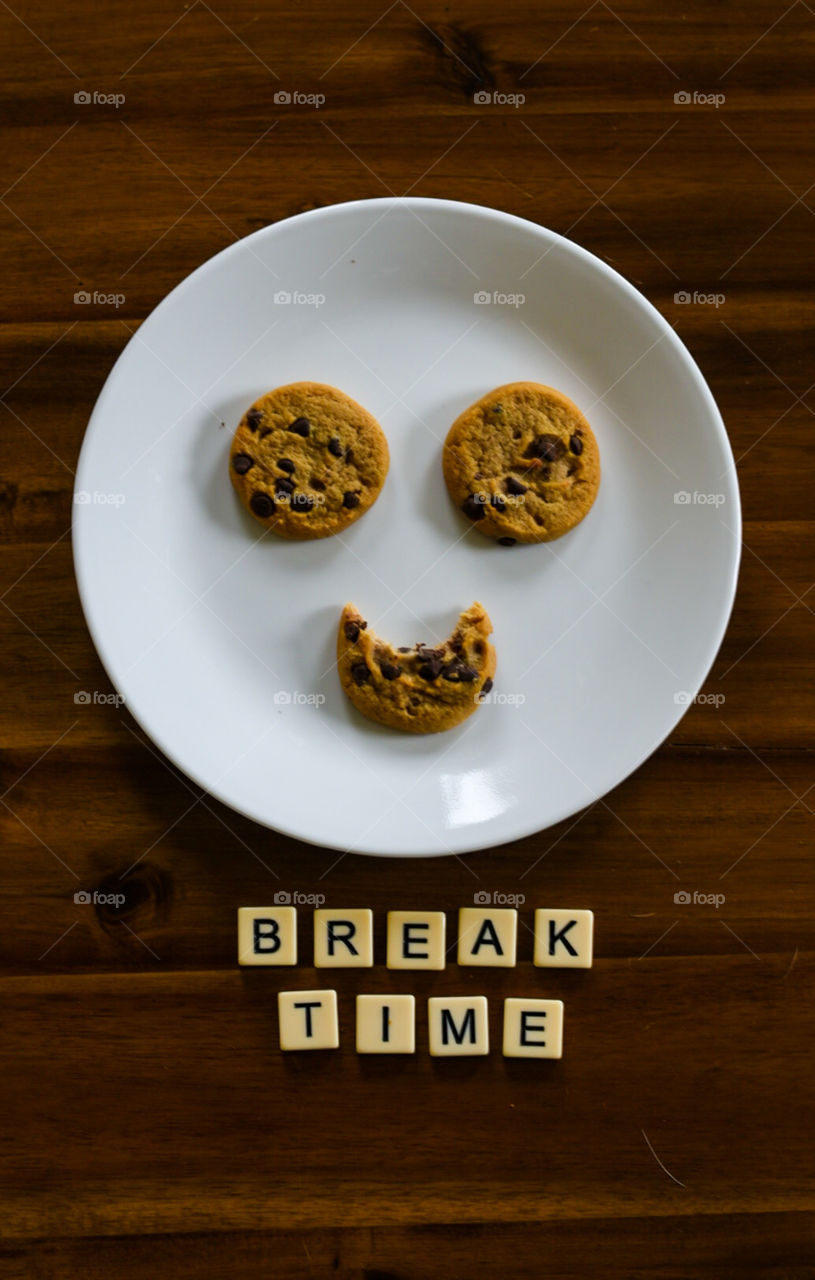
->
<box><xmin>230</xmin><ymin>380</ymin><xmax>599</xmax><ymax>732</ymax></box>
<box><xmin>230</xmin><ymin>382</ymin><xmax>389</xmax><ymax>540</ymax></box>
<box><xmin>442</xmin><ymin>381</ymin><xmax>600</xmax><ymax>544</ymax></box>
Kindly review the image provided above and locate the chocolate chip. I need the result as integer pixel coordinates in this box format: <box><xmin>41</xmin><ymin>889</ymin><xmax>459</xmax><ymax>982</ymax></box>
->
<box><xmin>492</xmin><ymin>404</ymin><xmax>503</xmax><ymax>413</ymax></box>
<box><xmin>418</xmin><ymin>656</ymin><xmax>443</xmax><ymax>682</ymax></box>
<box><xmin>481</xmin><ymin>677</ymin><xmax>493</xmax><ymax>695</ymax></box>
<box><xmin>343</xmin><ymin>491</ymin><xmax>360</xmax><ymax>509</ymax></box>
<box><xmin>416</xmin><ymin>645</ymin><xmax>444</xmax><ymax>660</ymax></box>
<box><xmin>398</xmin><ymin>646</ymin><xmax>410</xmax><ymax>653</ymax></box>
<box><xmin>290</xmin><ymin>493</ymin><xmax>314</xmax><ymax>511</ymax></box>
<box><xmin>344</xmin><ymin>620</ymin><xmax>360</xmax><ymax>642</ymax></box>
<box><xmin>461</xmin><ymin>493</ymin><xmax>486</xmax><ymax>520</ymax></box>
<box><xmin>498</xmin><ymin>536</ymin><xmax>517</xmax><ymax>546</ymax></box>
<box><xmin>491</xmin><ymin>494</ymin><xmax>506</xmax><ymax>513</ymax></box>
<box><xmin>380</xmin><ymin>661</ymin><xmax>401</xmax><ymax>680</ymax></box>
<box><xmin>456</xmin><ymin>664</ymin><xmax>478</xmax><ymax>682</ymax></box>
<box><xmin>246</xmin><ymin>408</ymin><xmax>263</xmax><ymax>431</ymax></box>
<box><xmin>525</xmin><ymin>434</ymin><xmax>565</xmax><ymax>462</ymax></box>
<box><xmin>275</xmin><ymin>477</ymin><xmax>295</xmax><ymax>496</ymax></box>
<box><xmin>345</xmin><ymin>448</ymin><xmax>355</xmax><ymax>464</ymax></box>
<box><xmin>328</xmin><ymin>437</ymin><xmax>343</xmax><ymax>457</ymax></box>
<box><xmin>259</xmin><ymin>427</ymin><xmax>272</xmax><ymax>439</ymax></box>
<box><xmin>278</xmin><ymin>458</ymin><xmax>296</xmax><ymax>473</ymax></box>
<box><xmin>351</xmin><ymin>660</ymin><xmax>370</xmax><ymax>685</ymax></box>
<box><xmin>442</xmin><ymin>659</ymin><xmax>479</xmax><ymax>683</ymax></box>
<box><xmin>310</xmin><ymin>477</ymin><xmax>326</xmax><ymax>491</ymax></box>
<box><xmin>505</xmin><ymin>476</ymin><xmax>527</xmax><ymax>496</ymax></box>
<box><xmin>569</xmin><ymin>433</ymin><xmax>583</xmax><ymax>455</ymax></box>
<box><xmin>232</xmin><ymin>453</ymin><xmax>254</xmax><ymax>475</ymax></box>
<box><xmin>359</xmin><ymin>620</ymin><xmax>368</xmax><ymax>631</ymax></box>
<box><xmin>250</xmin><ymin>492</ymin><xmax>275</xmax><ymax>518</ymax></box>
<box><xmin>289</xmin><ymin>417</ymin><xmax>310</xmax><ymax>437</ymax></box>
<box><xmin>542</xmin><ymin>437</ymin><xmax>565</xmax><ymax>461</ymax></box>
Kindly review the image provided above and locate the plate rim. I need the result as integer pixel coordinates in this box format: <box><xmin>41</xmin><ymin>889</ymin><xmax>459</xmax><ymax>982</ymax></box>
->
<box><xmin>73</xmin><ymin>195</ymin><xmax>742</xmax><ymax>857</ymax></box>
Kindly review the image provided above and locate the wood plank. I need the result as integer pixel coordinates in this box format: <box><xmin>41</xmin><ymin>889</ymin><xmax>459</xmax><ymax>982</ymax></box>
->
<box><xmin>3</xmin><ymin>118</ymin><xmax>815</xmax><ymax>321</ymax></box>
<box><xmin>0</xmin><ymin>742</ymin><xmax>813</xmax><ymax>973</ymax></box>
<box><xmin>0</xmin><ymin>956</ymin><xmax>812</xmax><ymax>1241</ymax></box>
<box><xmin>5</xmin><ymin>1215</ymin><xmax>815</xmax><ymax>1279</ymax></box>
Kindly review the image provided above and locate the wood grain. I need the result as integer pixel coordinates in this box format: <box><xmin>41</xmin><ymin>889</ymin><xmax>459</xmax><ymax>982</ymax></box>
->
<box><xmin>1</xmin><ymin>0</ymin><xmax>813</xmax><ymax>1273</ymax></box>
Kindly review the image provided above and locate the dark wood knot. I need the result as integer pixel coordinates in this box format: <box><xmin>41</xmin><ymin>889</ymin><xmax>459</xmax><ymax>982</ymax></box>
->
<box><xmin>420</xmin><ymin>22</ymin><xmax>495</xmax><ymax>97</ymax></box>
<box><xmin>0</xmin><ymin>481</ymin><xmax>19</xmax><ymax>520</ymax></box>
<box><xmin>92</xmin><ymin>860</ymin><xmax>172</xmax><ymax>932</ymax></box>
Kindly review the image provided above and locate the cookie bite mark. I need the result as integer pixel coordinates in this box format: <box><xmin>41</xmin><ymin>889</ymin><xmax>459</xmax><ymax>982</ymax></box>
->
<box><xmin>229</xmin><ymin>382</ymin><xmax>389</xmax><ymax>541</ymax></box>
<box><xmin>337</xmin><ymin>603</ymin><xmax>497</xmax><ymax>734</ymax></box>
<box><xmin>442</xmin><ymin>381</ymin><xmax>600</xmax><ymax>544</ymax></box>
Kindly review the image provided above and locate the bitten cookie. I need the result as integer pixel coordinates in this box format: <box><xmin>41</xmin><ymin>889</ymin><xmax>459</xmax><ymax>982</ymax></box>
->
<box><xmin>230</xmin><ymin>382</ymin><xmax>389</xmax><ymax>540</ymax></box>
<box><xmin>442</xmin><ymin>382</ymin><xmax>600</xmax><ymax>543</ymax></box>
<box><xmin>337</xmin><ymin>603</ymin><xmax>496</xmax><ymax>734</ymax></box>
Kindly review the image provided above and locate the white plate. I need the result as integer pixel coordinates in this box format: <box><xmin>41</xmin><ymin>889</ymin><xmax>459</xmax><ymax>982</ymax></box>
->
<box><xmin>73</xmin><ymin>197</ymin><xmax>740</xmax><ymax>857</ymax></box>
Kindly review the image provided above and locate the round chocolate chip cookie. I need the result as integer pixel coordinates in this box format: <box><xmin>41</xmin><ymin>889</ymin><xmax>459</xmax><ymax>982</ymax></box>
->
<box><xmin>230</xmin><ymin>382</ymin><xmax>389</xmax><ymax>540</ymax></box>
<box><xmin>337</xmin><ymin>602</ymin><xmax>496</xmax><ymax>734</ymax></box>
<box><xmin>442</xmin><ymin>382</ymin><xmax>600</xmax><ymax>544</ymax></box>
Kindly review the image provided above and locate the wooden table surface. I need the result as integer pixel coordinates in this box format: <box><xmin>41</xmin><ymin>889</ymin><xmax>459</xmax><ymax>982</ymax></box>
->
<box><xmin>2</xmin><ymin>1</ymin><xmax>814</xmax><ymax>1275</ymax></box>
